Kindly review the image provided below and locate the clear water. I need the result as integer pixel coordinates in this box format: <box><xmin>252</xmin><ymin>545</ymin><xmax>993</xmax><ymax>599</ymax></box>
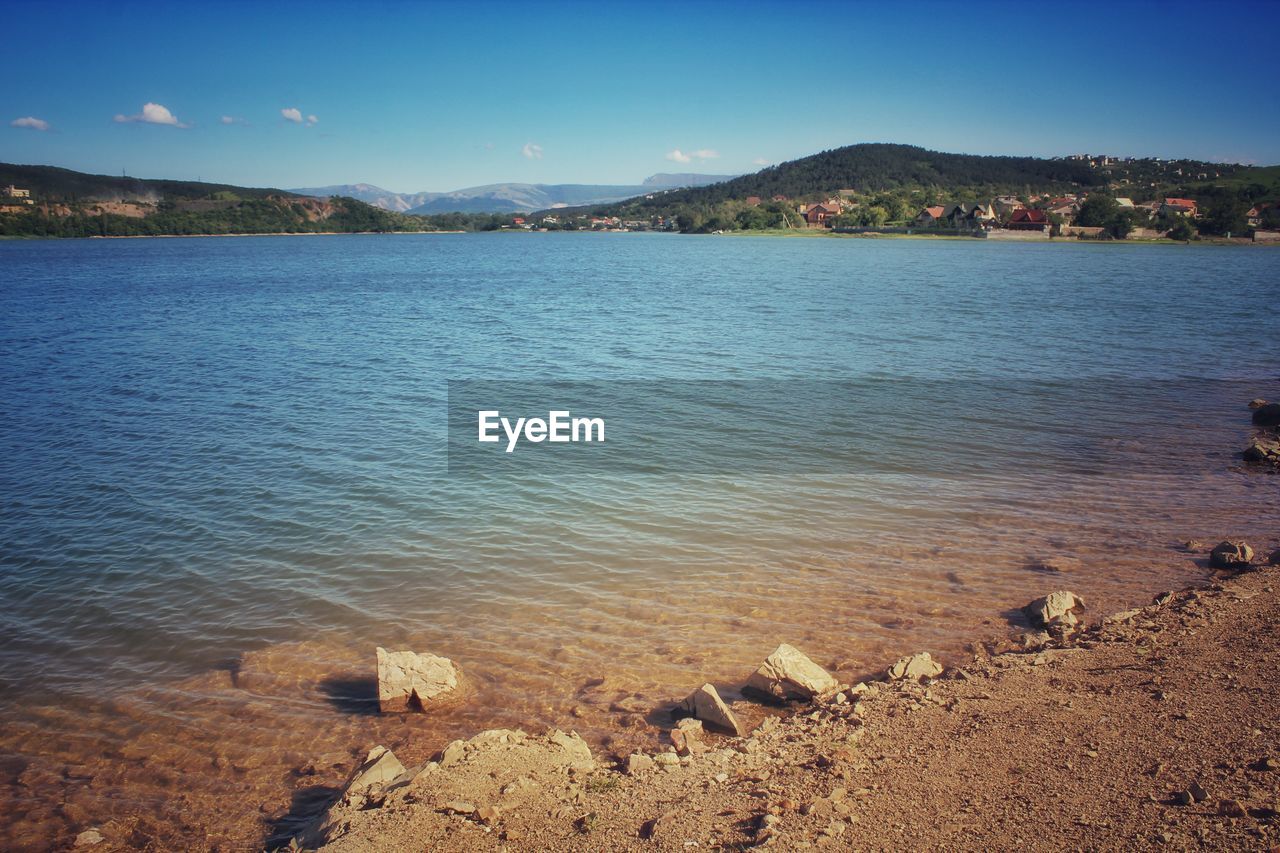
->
<box><xmin>1</xmin><ymin>233</ymin><xmax>1277</xmax><ymax>848</ymax></box>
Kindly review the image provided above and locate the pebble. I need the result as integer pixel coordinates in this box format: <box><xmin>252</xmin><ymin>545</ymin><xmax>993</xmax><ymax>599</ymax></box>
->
<box><xmin>1218</xmin><ymin>799</ymin><xmax>1247</xmax><ymax>818</ymax></box>
<box><xmin>1188</xmin><ymin>782</ymin><xmax>1208</xmax><ymax>802</ymax></box>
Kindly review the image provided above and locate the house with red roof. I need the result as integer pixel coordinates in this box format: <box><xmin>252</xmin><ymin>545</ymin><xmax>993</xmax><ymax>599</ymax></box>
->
<box><xmin>803</xmin><ymin>202</ymin><xmax>840</xmax><ymax>227</ymax></box>
<box><xmin>1160</xmin><ymin>198</ymin><xmax>1198</xmax><ymax>218</ymax></box>
<box><xmin>913</xmin><ymin>205</ymin><xmax>948</xmax><ymax>227</ymax></box>
<box><xmin>1006</xmin><ymin>208</ymin><xmax>1049</xmax><ymax>231</ymax></box>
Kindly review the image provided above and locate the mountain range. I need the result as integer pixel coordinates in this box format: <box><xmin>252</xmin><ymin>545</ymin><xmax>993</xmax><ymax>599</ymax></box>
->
<box><xmin>288</xmin><ymin>173</ymin><xmax>736</xmax><ymax>214</ymax></box>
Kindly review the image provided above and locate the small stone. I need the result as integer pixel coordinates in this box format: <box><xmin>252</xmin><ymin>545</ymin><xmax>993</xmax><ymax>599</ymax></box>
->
<box><xmin>641</xmin><ymin>810</ymin><xmax>677</xmax><ymax>839</ymax></box>
<box><xmin>653</xmin><ymin>751</ymin><xmax>680</xmax><ymax>766</ymax></box>
<box><xmin>714</xmin><ymin>772</ymin><xmax>729</xmax><ymax>783</ymax></box>
<box><xmin>375</xmin><ymin>647</ymin><xmax>461</xmax><ymax>713</ymax></box>
<box><xmin>1173</xmin><ymin>790</ymin><xmax>1193</xmax><ymax>806</ymax></box>
<box><xmin>745</xmin><ymin>644</ymin><xmax>838</xmax><ymax>702</ymax></box>
<box><xmin>441</xmin><ymin>801</ymin><xmax>476</xmax><ymax>815</ymax></box>
<box><xmin>1269</xmin><ymin>550</ymin><xmax>1280</xmax><ymax>567</ymax></box>
<box><xmin>476</xmin><ymin>805</ymin><xmax>502</xmax><ymax>825</ymax></box>
<box><xmin>342</xmin><ymin>745</ymin><xmax>406</xmax><ymax>799</ymax></box>
<box><xmin>1248</xmin><ymin>398</ymin><xmax>1268</xmax><ymax>410</ymax></box>
<box><xmin>74</xmin><ymin>829</ymin><xmax>104</xmax><ymax>847</ymax></box>
<box><xmin>886</xmin><ymin>652</ymin><xmax>943</xmax><ymax>682</ymax></box>
<box><xmin>1023</xmin><ymin>591</ymin><xmax>1086</xmax><ymax>630</ymax></box>
<box><xmin>1188</xmin><ymin>782</ymin><xmax>1208</xmax><ymax>802</ymax></box>
<box><xmin>1209</xmin><ymin>541</ymin><xmax>1253</xmax><ymax>570</ymax></box>
<box><xmin>680</xmin><ymin>683</ymin><xmax>743</xmax><ymax>736</ymax></box>
<box><xmin>1218</xmin><ymin>798</ymin><xmax>1247</xmax><ymax>818</ymax></box>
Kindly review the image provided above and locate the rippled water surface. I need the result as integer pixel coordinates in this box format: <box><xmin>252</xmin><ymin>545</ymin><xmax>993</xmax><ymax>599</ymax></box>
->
<box><xmin>1</xmin><ymin>233</ymin><xmax>1277</xmax><ymax>848</ymax></box>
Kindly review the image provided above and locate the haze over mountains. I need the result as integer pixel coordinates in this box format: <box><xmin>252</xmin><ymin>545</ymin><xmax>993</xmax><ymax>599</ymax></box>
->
<box><xmin>289</xmin><ymin>173</ymin><xmax>737</xmax><ymax>214</ymax></box>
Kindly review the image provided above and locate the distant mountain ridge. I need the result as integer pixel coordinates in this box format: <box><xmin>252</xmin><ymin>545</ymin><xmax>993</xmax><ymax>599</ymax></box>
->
<box><xmin>289</xmin><ymin>174</ymin><xmax>737</xmax><ymax>214</ymax></box>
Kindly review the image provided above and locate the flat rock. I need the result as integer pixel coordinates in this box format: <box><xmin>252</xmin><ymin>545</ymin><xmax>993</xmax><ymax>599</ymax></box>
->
<box><xmin>887</xmin><ymin>652</ymin><xmax>943</xmax><ymax>682</ymax></box>
<box><xmin>680</xmin><ymin>683</ymin><xmax>743</xmax><ymax>735</ymax></box>
<box><xmin>376</xmin><ymin>647</ymin><xmax>461</xmax><ymax>713</ymax></box>
<box><xmin>744</xmin><ymin>643</ymin><xmax>838</xmax><ymax>702</ymax></box>
<box><xmin>1023</xmin><ymin>591</ymin><xmax>1086</xmax><ymax>630</ymax></box>
<box><xmin>1209</xmin><ymin>541</ymin><xmax>1253</xmax><ymax>570</ymax></box>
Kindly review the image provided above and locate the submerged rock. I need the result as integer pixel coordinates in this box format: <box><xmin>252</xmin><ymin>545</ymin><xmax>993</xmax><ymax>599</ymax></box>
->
<box><xmin>1023</xmin><ymin>591</ymin><xmax>1086</xmax><ymax>630</ymax></box>
<box><xmin>680</xmin><ymin>683</ymin><xmax>743</xmax><ymax>735</ymax></box>
<box><xmin>744</xmin><ymin>643</ymin><xmax>838</xmax><ymax>702</ymax></box>
<box><xmin>73</xmin><ymin>829</ymin><xmax>104</xmax><ymax>847</ymax></box>
<box><xmin>1248</xmin><ymin>398</ymin><xmax>1268</xmax><ymax>410</ymax></box>
<box><xmin>1209</xmin><ymin>541</ymin><xmax>1253</xmax><ymax>570</ymax></box>
<box><xmin>886</xmin><ymin>652</ymin><xmax>943</xmax><ymax>682</ymax></box>
<box><xmin>376</xmin><ymin>647</ymin><xmax>461</xmax><ymax>713</ymax></box>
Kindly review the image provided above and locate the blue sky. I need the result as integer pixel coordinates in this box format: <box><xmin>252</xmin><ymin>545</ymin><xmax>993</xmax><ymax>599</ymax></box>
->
<box><xmin>3</xmin><ymin>0</ymin><xmax>1278</xmax><ymax>191</ymax></box>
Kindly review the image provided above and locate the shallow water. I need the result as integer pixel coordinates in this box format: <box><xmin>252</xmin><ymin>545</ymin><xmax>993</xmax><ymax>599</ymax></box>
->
<box><xmin>1</xmin><ymin>233</ymin><xmax>1277</xmax><ymax>848</ymax></box>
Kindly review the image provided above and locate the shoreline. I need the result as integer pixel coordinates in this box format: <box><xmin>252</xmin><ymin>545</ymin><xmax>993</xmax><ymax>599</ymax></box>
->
<box><xmin>289</xmin><ymin>555</ymin><xmax>1280</xmax><ymax>851</ymax></box>
<box><xmin>1</xmin><ymin>229</ymin><xmax>1274</xmax><ymax>245</ymax></box>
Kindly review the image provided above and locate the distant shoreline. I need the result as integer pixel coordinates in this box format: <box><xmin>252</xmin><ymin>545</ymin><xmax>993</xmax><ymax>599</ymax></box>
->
<box><xmin>1</xmin><ymin>229</ymin><xmax>1273</xmax><ymax>246</ymax></box>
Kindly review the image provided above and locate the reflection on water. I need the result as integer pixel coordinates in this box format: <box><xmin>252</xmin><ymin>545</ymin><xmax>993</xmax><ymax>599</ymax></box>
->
<box><xmin>0</xmin><ymin>234</ymin><xmax>1277</xmax><ymax>848</ymax></box>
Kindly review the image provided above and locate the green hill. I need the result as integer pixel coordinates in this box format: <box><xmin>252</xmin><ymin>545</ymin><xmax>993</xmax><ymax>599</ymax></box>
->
<box><xmin>0</xmin><ymin>163</ymin><xmax>291</xmax><ymax>203</ymax></box>
<box><xmin>644</xmin><ymin>143</ymin><xmax>1108</xmax><ymax>205</ymax></box>
<box><xmin>0</xmin><ymin>163</ymin><xmax>433</xmax><ymax>237</ymax></box>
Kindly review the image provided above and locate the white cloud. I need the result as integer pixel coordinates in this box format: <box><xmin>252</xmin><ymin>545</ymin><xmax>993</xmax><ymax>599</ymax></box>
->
<box><xmin>666</xmin><ymin>148</ymin><xmax>719</xmax><ymax>164</ymax></box>
<box><xmin>752</xmin><ymin>157</ymin><xmax>769</xmax><ymax>166</ymax></box>
<box><xmin>11</xmin><ymin>116</ymin><xmax>50</xmax><ymax>131</ymax></box>
<box><xmin>220</xmin><ymin>115</ymin><xmax>248</xmax><ymax>126</ymax></box>
<box><xmin>306</xmin><ymin>114</ymin><xmax>318</xmax><ymax>126</ymax></box>
<box><xmin>281</xmin><ymin>107</ymin><xmax>303</xmax><ymax>123</ymax></box>
<box><xmin>114</xmin><ymin>102</ymin><xmax>188</xmax><ymax>127</ymax></box>
<box><xmin>522</xmin><ymin>142</ymin><xmax>543</xmax><ymax>160</ymax></box>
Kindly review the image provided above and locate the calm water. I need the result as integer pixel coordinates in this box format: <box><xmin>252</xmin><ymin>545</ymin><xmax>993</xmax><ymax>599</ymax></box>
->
<box><xmin>1</xmin><ymin>233</ymin><xmax>1277</xmax><ymax>848</ymax></box>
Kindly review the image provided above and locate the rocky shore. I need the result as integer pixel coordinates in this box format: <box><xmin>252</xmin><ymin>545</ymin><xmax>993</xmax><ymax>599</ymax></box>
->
<box><xmin>250</xmin><ymin>400</ymin><xmax>1280</xmax><ymax>852</ymax></box>
<box><xmin>275</xmin><ymin>542</ymin><xmax>1280</xmax><ymax>852</ymax></box>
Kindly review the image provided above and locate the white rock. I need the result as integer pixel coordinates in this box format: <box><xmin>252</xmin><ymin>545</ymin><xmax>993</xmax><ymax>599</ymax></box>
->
<box><xmin>745</xmin><ymin>643</ymin><xmax>838</xmax><ymax>701</ymax></box>
<box><xmin>886</xmin><ymin>652</ymin><xmax>943</xmax><ymax>682</ymax></box>
<box><xmin>1023</xmin><ymin>591</ymin><xmax>1086</xmax><ymax>630</ymax></box>
<box><xmin>680</xmin><ymin>683</ymin><xmax>743</xmax><ymax>736</ymax></box>
<box><xmin>376</xmin><ymin>647</ymin><xmax>461</xmax><ymax>713</ymax></box>
<box><xmin>342</xmin><ymin>745</ymin><xmax>406</xmax><ymax>801</ymax></box>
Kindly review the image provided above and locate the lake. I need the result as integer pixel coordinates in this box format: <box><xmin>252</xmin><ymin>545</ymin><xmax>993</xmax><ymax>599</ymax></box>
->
<box><xmin>0</xmin><ymin>232</ymin><xmax>1276</xmax><ymax>847</ymax></box>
